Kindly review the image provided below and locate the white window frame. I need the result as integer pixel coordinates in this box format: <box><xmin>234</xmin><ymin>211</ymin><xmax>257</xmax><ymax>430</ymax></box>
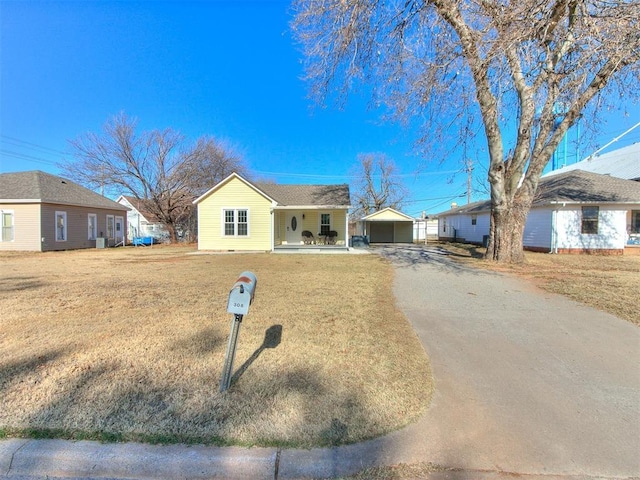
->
<box><xmin>55</xmin><ymin>211</ymin><xmax>67</xmax><ymax>242</ymax></box>
<box><xmin>222</xmin><ymin>208</ymin><xmax>250</xmax><ymax>237</ymax></box>
<box><xmin>1</xmin><ymin>210</ymin><xmax>14</xmax><ymax>242</ymax></box>
<box><xmin>88</xmin><ymin>213</ymin><xmax>97</xmax><ymax>240</ymax></box>
<box><xmin>106</xmin><ymin>215</ymin><xmax>115</xmax><ymax>239</ymax></box>
<box><xmin>319</xmin><ymin>212</ymin><xmax>331</xmax><ymax>236</ymax></box>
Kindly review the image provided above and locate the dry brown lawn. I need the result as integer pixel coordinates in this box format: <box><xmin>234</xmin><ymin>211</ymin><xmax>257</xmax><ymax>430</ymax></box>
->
<box><xmin>439</xmin><ymin>242</ymin><xmax>640</xmax><ymax>326</ymax></box>
<box><xmin>0</xmin><ymin>246</ymin><xmax>432</xmax><ymax>447</ymax></box>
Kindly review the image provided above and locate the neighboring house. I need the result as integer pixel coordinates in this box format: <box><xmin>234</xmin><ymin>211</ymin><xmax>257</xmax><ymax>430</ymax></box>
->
<box><xmin>544</xmin><ymin>142</ymin><xmax>640</xmax><ymax>181</ymax></box>
<box><xmin>116</xmin><ymin>195</ymin><xmax>170</xmax><ymax>243</ymax></box>
<box><xmin>193</xmin><ymin>172</ymin><xmax>351</xmax><ymax>251</ymax></box>
<box><xmin>0</xmin><ymin>170</ymin><xmax>129</xmax><ymax>251</ymax></box>
<box><xmin>437</xmin><ymin>170</ymin><xmax>640</xmax><ymax>254</ymax></box>
<box><xmin>356</xmin><ymin>207</ymin><xmax>415</xmax><ymax>243</ymax></box>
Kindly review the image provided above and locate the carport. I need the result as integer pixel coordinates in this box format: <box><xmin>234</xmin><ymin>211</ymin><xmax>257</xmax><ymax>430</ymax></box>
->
<box><xmin>359</xmin><ymin>207</ymin><xmax>415</xmax><ymax>243</ymax></box>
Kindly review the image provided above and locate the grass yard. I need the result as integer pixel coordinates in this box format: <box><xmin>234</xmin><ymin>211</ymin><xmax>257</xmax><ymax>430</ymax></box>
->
<box><xmin>0</xmin><ymin>246</ymin><xmax>433</xmax><ymax>447</ymax></box>
<box><xmin>439</xmin><ymin>242</ymin><xmax>640</xmax><ymax>326</ymax></box>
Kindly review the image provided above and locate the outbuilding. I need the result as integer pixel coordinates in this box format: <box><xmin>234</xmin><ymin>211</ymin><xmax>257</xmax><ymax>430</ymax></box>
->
<box><xmin>359</xmin><ymin>207</ymin><xmax>415</xmax><ymax>243</ymax></box>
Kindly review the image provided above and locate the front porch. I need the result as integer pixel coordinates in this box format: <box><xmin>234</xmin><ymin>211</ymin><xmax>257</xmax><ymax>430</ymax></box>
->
<box><xmin>273</xmin><ymin>243</ymin><xmax>350</xmax><ymax>253</ymax></box>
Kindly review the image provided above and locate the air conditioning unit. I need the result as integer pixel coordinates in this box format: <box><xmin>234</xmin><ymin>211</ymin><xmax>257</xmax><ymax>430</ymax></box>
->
<box><xmin>96</xmin><ymin>237</ymin><xmax>106</xmax><ymax>249</ymax></box>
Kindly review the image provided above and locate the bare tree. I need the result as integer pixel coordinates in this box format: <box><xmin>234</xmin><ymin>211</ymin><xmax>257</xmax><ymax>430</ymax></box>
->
<box><xmin>351</xmin><ymin>153</ymin><xmax>408</xmax><ymax>218</ymax></box>
<box><xmin>292</xmin><ymin>0</ymin><xmax>640</xmax><ymax>263</ymax></box>
<box><xmin>60</xmin><ymin>113</ymin><xmax>247</xmax><ymax>243</ymax></box>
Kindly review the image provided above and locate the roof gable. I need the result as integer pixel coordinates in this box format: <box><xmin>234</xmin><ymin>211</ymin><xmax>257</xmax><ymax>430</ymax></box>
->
<box><xmin>362</xmin><ymin>207</ymin><xmax>414</xmax><ymax>221</ymax></box>
<box><xmin>117</xmin><ymin>195</ymin><xmax>162</xmax><ymax>222</ymax></box>
<box><xmin>0</xmin><ymin>170</ymin><xmax>128</xmax><ymax>211</ymax></box>
<box><xmin>193</xmin><ymin>172</ymin><xmax>276</xmax><ymax>205</ymax></box>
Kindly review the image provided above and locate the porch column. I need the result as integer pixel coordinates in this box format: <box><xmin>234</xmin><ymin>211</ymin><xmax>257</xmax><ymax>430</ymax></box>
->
<box><xmin>345</xmin><ymin>210</ymin><xmax>349</xmax><ymax>246</ymax></box>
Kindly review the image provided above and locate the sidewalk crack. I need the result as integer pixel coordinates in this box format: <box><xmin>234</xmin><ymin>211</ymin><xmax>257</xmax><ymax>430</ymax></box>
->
<box><xmin>274</xmin><ymin>448</ymin><xmax>281</xmax><ymax>480</ymax></box>
<box><xmin>6</xmin><ymin>439</ymin><xmax>31</xmax><ymax>475</ymax></box>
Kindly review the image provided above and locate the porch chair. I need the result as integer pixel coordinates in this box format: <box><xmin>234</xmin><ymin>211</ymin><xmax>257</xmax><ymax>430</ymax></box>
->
<box><xmin>301</xmin><ymin>230</ymin><xmax>315</xmax><ymax>245</ymax></box>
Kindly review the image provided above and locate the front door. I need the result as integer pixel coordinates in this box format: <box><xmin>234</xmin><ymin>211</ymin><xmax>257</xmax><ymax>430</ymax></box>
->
<box><xmin>115</xmin><ymin>216</ymin><xmax>124</xmax><ymax>245</ymax></box>
<box><xmin>285</xmin><ymin>211</ymin><xmax>301</xmax><ymax>244</ymax></box>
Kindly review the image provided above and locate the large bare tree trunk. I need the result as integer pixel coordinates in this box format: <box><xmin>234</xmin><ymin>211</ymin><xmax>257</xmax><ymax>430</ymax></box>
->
<box><xmin>487</xmin><ymin>195</ymin><xmax>531</xmax><ymax>263</ymax></box>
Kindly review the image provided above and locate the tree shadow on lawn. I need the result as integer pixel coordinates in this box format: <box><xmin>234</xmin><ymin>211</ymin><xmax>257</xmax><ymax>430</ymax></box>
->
<box><xmin>0</xmin><ymin>276</ymin><xmax>47</xmax><ymax>293</ymax></box>
<box><xmin>4</xmin><ymin>324</ymin><xmax>373</xmax><ymax>449</ymax></box>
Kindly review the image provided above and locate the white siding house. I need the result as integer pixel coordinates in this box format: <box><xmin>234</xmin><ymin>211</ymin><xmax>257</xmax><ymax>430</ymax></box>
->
<box><xmin>437</xmin><ymin>170</ymin><xmax>640</xmax><ymax>254</ymax></box>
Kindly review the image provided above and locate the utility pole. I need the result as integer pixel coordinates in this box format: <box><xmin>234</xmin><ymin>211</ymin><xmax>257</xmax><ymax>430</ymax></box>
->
<box><xmin>465</xmin><ymin>158</ymin><xmax>473</xmax><ymax>204</ymax></box>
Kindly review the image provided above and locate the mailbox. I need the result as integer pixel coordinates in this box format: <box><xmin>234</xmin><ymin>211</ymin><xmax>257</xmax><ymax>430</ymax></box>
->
<box><xmin>227</xmin><ymin>271</ymin><xmax>257</xmax><ymax>316</ymax></box>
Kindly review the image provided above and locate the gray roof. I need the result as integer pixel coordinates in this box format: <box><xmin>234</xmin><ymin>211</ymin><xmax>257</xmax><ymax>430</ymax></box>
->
<box><xmin>0</xmin><ymin>170</ymin><xmax>128</xmax><ymax>211</ymax></box>
<box><xmin>255</xmin><ymin>182</ymin><xmax>351</xmax><ymax>207</ymax></box>
<box><xmin>438</xmin><ymin>170</ymin><xmax>640</xmax><ymax>216</ymax></box>
<box><xmin>544</xmin><ymin>142</ymin><xmax>640</xmax><ymax>181</ymax></box>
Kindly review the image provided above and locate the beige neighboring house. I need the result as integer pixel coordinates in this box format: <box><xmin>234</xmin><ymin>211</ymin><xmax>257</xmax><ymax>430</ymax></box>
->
<box><xmin>0</xmin><ymin>170</ymin><xmax>128</xmax><ymax>251</ymax></box>
<box><xmin>116</xmin><ymin>195</ymin><xmax>169</xmax><ymax>243</ymax></box>
<box><xmin>357</xmin><ymin>207</ymin><xmax>415</xmax><ymax>243</ymax></box>
<box><xmin>194</xmin><ymin>172</ymin><xmax>351</xmax><ymax>252</ymax></box>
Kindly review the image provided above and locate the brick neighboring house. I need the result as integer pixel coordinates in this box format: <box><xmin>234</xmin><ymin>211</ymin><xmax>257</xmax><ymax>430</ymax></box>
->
<box><xmin>0</xmin><ymin>170</ymin><xmax>128</xmax><ymax>251</ymax></box>
<box><xmin>116</xmin><ymin>195</ymin><xmax>169</xmax><ymax>243</ymax></box>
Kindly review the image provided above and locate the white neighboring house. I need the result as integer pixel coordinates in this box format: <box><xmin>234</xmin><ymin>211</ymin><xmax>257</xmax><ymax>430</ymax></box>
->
<box><xmin>437</xmin><ymin>170</ymin><xmax>640</xmax><ymax>254</ymax></box>
<box><xmin>116</xmin><ymin>195</ymin><xmax>169</xmax><ymax>243</ymax></box>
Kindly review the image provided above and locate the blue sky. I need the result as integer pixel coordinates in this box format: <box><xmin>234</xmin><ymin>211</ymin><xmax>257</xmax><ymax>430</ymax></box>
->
<box><xmin>1</xmin><ymin>0</ymin><xmax>639</xmax><ymax>216</ymax></box>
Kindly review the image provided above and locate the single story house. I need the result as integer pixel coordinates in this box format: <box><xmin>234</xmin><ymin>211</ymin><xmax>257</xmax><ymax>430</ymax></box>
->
<box><xmin>0</xmin><ymin>170</ymin><xmax>129</xmax><ymax>251</ymax></box>
<box><xmin>193</xmin><ymin>172</ymin><xmax>351</xmax><ymax>252</ymax></box>
<box><xmin>116</xmin><ymin>195</ymin><xmax>170</xmax><ymax>243</ymax></box>
<box><xmin>437</xmin><ymin>170</ymin><xmax>640</xmax><ymax>254</ymax></box>
<box><xmin>356</xmin><ymin>207</ymin><xmax>415</xmax><ymax>243</ymax></box>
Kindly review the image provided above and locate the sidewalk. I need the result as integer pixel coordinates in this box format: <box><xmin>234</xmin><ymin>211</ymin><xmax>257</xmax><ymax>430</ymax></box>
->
<box><xmin>3</xmin><ymin>245</ymin><xmax>639</xmax><ymax>480</ymax></box>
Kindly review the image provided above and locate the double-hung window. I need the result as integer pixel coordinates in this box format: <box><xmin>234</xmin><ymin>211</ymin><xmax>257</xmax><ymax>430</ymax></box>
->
<box><xmin>581</xmin><ymin>206</ymin><xmax>599</xmax><ymax>234</ymax></box>
<box><xmin>55</xmin><ymin>211</ymin><xmax>67</xmax><ymax>242</ymax></box>
<box><xmin>320</xmin><ymin>213</ymin><xmax>331</xmax><ymax>235</ymax></box>
<box><xmin>1</xmin><ymin>211</ymin><xmax>14</xmax><ymax>242</ymax></box>
<box><xmin>106</xmin><ymin>215</ymin><xmax>115</xmax><ymax>239</ymax></box>
<box><xmin>223</xmin><ymin>209</ymin><xmax>249</xmax><ymax>237</ymax></box>
<box><xmin>88</xmin><ymin>214</ymin><xmax>97</xmax><ymax>240</ymax></box>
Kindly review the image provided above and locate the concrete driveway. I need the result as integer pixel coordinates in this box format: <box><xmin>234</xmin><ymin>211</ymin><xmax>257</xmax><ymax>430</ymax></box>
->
<box><xmin>370</xmin><ymin>244</ymin><xmax>640</xmax><ymax>477</ymax></box>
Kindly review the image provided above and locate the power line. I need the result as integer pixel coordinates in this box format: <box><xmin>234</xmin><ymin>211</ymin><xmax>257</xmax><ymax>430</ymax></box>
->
<box><xmin>0</xmin><ymin>149</ymin><xmax>58</xmax><ymax>166</ymax></box>
<box><xmin>0</xmin><ymin>135</ymin><xmax>67</xmax><ymax>156</ymax></box>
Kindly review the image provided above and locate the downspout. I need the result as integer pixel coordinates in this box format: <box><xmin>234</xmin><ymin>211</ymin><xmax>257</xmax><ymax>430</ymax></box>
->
<box><xmin>550</xmin><ymin>209</ymin><xmax>557</xmax><ymax>254</ymax></box>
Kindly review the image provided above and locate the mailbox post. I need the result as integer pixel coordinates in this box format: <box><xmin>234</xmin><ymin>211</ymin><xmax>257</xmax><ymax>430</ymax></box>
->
<box><xmin>220</xmin><ymin>271</ymin><xmax>257</xmax><ymax>393</ymax></box>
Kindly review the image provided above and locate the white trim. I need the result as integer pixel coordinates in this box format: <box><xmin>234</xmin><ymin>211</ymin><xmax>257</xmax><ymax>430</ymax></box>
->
<box><xmin>55</xmin><ymin>211</ymin><xmax>67</xmax><ymax>242</ymax></box>
<box><xmin>106</xmin><ymin>215</ymin><xmax>115</xmax><ymax>240</ymax></box>
<box><xmin>1</xmin><ymin>209</ymin><xmax>15</xmax><ymax>242</ymax></box>
<box><xmin>221</xmin><ymin>207</ymin><xmax>250</xmax><ymax>237</ymax></box>
<box><xmin>88</xmin><ymin>213</ymin><xmax>97</xmax><ymax>240</ymax></box>
<box><xmin>194</xmin><ymin>172</ymin><xmax>277</xmax><ymax>205</ymax></box>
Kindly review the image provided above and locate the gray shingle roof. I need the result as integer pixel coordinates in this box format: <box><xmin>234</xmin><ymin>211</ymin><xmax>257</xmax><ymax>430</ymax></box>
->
<box><xmin>0</xmin><ymin>170</ymin><xmax>128</xmax><ymax>210</ymax></box>
<box><xmin>533</xmin><ymin>169</ymin><xmax>640</xmax><ymax>204</ymax></box>
<box><xmin>438</xmin><ymin>169</ymin><xmax>640</xmax><ymax>216</ymax></box>
<box><xmin>255</xmin><ymin>182</ymin><xmax>351</xmax><ymax>207</ymax></box>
